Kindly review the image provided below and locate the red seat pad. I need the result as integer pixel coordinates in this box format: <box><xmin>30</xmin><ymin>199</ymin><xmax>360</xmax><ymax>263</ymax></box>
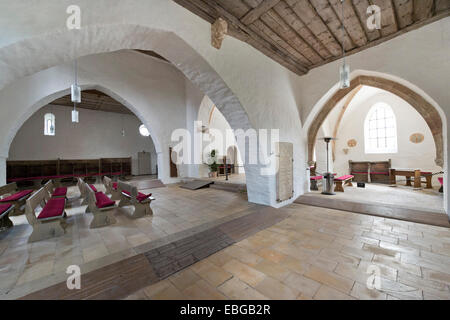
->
<box><xmin>310</xmin><ymin>176</ymin><xmax>323</xmax><ymax>181</ymax></box>
<box><xmin>89</xmin><ymin>185</ymin><xmax>97</xmax><ymax>192</ymax></box>
<box><xmin>95</xmin><ymin>192</ymin><xmax>115</xmax><ymax>208</ymax></box>
<box><xmin>112</xmin><ymin>182</ymin><xmax>118</xmax><ymax>190</ymax></box>
<box><xmin>0</xmin><ymin>204</ymin><xmax>13</xmax><ymax>215</ymax></box>
<box><xmin>0</xmin><ymin>189</ymin><xmax>33</xmax><ymax>202</ymax></box>
<box><xmin>335</xmin><ymin>175</ymin><xmax>354</xmax><ymax>181</ymax></box>
<box><xmin>122</xmin><ymin>190</ymin><xmax>152</xmax><ymax>202</ymax></box>
<box><xmin>438</xmin><ymin>177</ymin><xmax>443</xmax><ymax>185</ymax></box>
<box><xmin>37</xmin><ymin>198</ymin><xmax>65</xmax><ymax>220</ymax></box>
<box><xmin>52</xmin><ymin>187</ymin><xmax>68</xmax><ymax>197</ymax></box>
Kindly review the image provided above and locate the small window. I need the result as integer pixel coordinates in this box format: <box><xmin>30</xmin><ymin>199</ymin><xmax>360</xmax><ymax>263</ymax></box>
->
<box><xmin>364</xmin><ymin>103</ymin><xmax>397</xmax><ymax>154</ymax></box>
<box><xmin>139</xmin><ymin>124</ymin><xmax>150</xmax><ymax>137</ymax></box>
<box><xmin>44</xmin><ymin>113</ymin><xmax>55</xmax><ymax>136</ymax></box>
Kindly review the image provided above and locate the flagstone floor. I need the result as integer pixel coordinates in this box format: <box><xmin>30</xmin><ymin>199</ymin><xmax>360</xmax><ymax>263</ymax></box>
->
<box><xmin>0</xmin><ymin>183</ymin><xmax>254</xmax><ymax>298</ymax></box>
<box><xmin>125</xmin><ymin>203</ymin><xmax>450</xmax><ymax>300</ymax></box>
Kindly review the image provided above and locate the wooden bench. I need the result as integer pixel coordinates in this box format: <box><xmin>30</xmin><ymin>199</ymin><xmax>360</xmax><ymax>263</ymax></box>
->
<box><xmin>334</xmin><ymin>175</ymin><xmax>354</xmax><ymax>192</ymax></box>
<box><xmin>84</xmin><ymin>181</ymin><xmax>117</xmax><ymax>228</ymax></box>
<box><xmin>390</xmin><ymin>169</ymin><xmax>433</xmax><ymax>189</ymax></box>
<box><xmin>438</xmin><ymin>177</ymin><xmax>443</xmax><ymax>193</ymax></box>
<box><xmin>0</xmin><ymin>182</ymin><xmax>34</xmax><ymax>215</ymax></box>
<box><xmin>0</xmin><ymin>204</ymin><xmax>14</xmax><ymax>230</ymax></box>
<box><xmin>103</xmin><ymin>176</ymin><xmax>121</xmax><ymax>201</ymax></box>
<box><xmin>25</xmin><ymin>187</ymin><xmax>67</xmax><ymax>242</ymax></box>
<box><xmin>118</xmin><ymin>181</ymin><xmax>154</xmax><ymax>218</ymax></box>
<box><xmin>44</xmin><ymin>180</ymin><xmax>68</xmax><ymax>199</ymax></box>
<box><xmin>310</xmin><ymin>176</ymin><xmax>323</xmax><ymax>191</ymax></box>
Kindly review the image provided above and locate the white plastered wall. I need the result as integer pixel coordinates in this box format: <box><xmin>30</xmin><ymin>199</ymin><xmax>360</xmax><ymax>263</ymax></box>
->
<box><xmin>300</xmin><ymin>18</ymin><xmax>449</xmax><ymax>216</ymax></box>
<box><xmin>327</xmin><ymin>88</ymin><xmax>441</xmax><ymax>185</ymax></box>
<box><xmin>8</xmin><ymin>105</ymin><xmax>158</xmax><ymax>176</ymax></box>
<box><xmin>0</xmin><ymin>0</ymin><xmax>305</xmax><ymax>207</ymax></box>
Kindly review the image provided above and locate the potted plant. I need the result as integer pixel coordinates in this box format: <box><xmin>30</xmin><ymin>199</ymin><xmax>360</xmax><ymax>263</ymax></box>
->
<box><xmin>205</xmin><ymin>149</ymin><xmax>218</xmax><ymax>178</ymax></box>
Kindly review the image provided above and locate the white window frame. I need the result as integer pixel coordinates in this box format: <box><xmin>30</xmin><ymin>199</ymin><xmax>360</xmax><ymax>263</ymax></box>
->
<box><xmin>44</xmin><ymin>113</ymin><xmax>55</xmax><ymax>136</ymax></box>
<box><xmin>364</xmin><ymin>102</ymin><xmax>398</xmax><ymax>154</ymax></box>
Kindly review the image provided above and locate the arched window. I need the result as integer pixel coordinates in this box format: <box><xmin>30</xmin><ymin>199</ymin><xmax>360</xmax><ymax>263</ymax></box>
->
<box><xmin>139</xmin><ymin>124</ymin><xmax>150</xmax><ymax>137</ymax></box>
<box><xmin>44</xmin><ymin>113</ymin><xmax>55</xmax><ymax>136</ymax></box>
<box><xmin>364</xmin><ymin>102</ymin><xmax>397</xmax><ymax>154</ymax></box>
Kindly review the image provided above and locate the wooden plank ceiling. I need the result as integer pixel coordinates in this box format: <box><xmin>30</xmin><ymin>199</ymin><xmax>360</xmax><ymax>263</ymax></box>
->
<box><xmin>50</xmin><ymin>90</ymin><xmax>133</xmax><ymax>115</ymax></box>
<box><xmin>173</xmin><ymin>0</ymin><xmax>450</xmax><ymax>75</ymax></box>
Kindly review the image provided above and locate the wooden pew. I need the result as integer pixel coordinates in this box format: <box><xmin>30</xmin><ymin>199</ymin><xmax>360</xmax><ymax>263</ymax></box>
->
<box><xmin>310</xmin><ymin>176</ymin><xmax>323</xmax><ymax>191</ymax></box>
<box><xmin>44</xmin><ymin>180</ymin><xmax>68</xmax><ymax>199</ymax></box>
<box><xmin>334</xmin><ymin>175</ymin><xmax>354</xmax><ymax>192</ymax></box>
<box><xmin>118</xmin><ymin>181</ymin><xmax>154</xmax><ymax>218</ymax></box>
<box><xmin>0</xmin><ymin>182</ymin><xmax>34</xmax><ymax>215</ymax></box>
<box><xmin>84</xmin><ymin>181</ymin><xmax>117</xmax><ymax>228</ymax></box>
<box><xmin>25</xmin><ymin>187</ymin><xmax>67</xmax><ymax>242</ymax></box>
<box><xmin>103</xmin><ymin>176</ymin><xmax>121</xmax><ymax>200</ymax></box>
<box><xmin>0</xmin><ymin>204</ymin><xmax>14</xmax><ymax>230</ymax></box>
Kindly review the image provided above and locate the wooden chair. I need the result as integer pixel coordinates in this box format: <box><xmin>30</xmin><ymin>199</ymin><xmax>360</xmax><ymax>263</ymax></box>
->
<box><xmin>25</xmin><ymin>187</ymin><xmax>67</xmax><ymax>242</ymax></box>
<box><xmin>85</xmin><ymin>181</ymin><xmax>117</xmax><ymax>228</ymax></box>
<box><xmin>103</xmin><ymin>176</ymin><xmax>121</xmax><ymax>200</ymax></box>
<box><xmin>0</xmin><ymin>182</ymin><xmax>34</xmax><ymax>215</ymax></box>
<box><xmin>44</xmin><ymin>180</ymin><xmax>68</xmax><ymax>199</ymax></box>
<box><xmin>334</xmin><ymin>175</ymin><xmax>354</xmax><ymax>192</ymax></box>
<box><xmin>118</xmin><ymin>181</ymin><xmax>154</xmax><ymax>219</ymax></box>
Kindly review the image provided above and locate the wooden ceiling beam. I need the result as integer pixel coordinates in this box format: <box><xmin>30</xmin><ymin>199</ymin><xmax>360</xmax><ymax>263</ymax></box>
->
<box><xmin>260</xmin><ymin>9</ymin><xmax>324</xmax><ymax>64</ymax></box>
<box><xmin>249</xmin><ymin>19</ymin><xmax>313</xmax><ymax>65</ymax></box>
<box><xmin>413</xmin><ymin>0</ymin><xmax>434</xmax><ymax>21</ymax></box>
<box><xmin>286</xmin><ymin>0</ymin><xmax>343</xmax><ymax>56</ymax></box>
<box><xmin>241</xmin><ymin>0</ymin><xmax>281</xmax><ymax>25</ymax></box>
<box><xmin>204</xmin><ymin>0</ymin><xmax>309</xmax><ymax>73</ymax></box>
<box><xmin>392</xmin><ymin>0</ymin><xmax>414</xmax><ymax>29</ymax></box>
<box><xmin>327</xmin><ymin>0</ymin><xmax>368</xmax><ymax>47</ymax></box>
<box><xmin>273</xmin><ymin>1</ymin><xmax>333</xmax><ymax>59</ymax></box>
<box><xmin>370</xmin><ymin>0</ymin><xmax>398</xmax><ymax>36</ymax></box>
<box><xmin>309</xmin><ymin>0</ymin><xmax>356</xmax><ymax>51</ymax></box>
<box><xmin>351</xmin><ymin>0</ymin><xmax>381</xmax><ymax>41</ymax></box>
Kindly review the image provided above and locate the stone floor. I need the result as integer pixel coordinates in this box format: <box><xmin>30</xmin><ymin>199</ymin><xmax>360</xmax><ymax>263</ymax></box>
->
<box><xmin>308</xmin><ymin>183</ymin><xmax>444</xmax><ymax>213</ymax></box>
<box><xmin>125</xmin><ymin>203</ymin><xmax>450</xmax><ymax>300</ymax></box>
<box><xmin>0</xmin><ymin>182</ymin><xmax>254</xmax><ymax>298</ymax></box>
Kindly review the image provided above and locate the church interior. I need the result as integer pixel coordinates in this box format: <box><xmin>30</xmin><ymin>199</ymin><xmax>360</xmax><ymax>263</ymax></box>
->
<box><xmin>0</xmin><ymin>0</ymin><xmax>449</xmax><ymax>302</ymax></box>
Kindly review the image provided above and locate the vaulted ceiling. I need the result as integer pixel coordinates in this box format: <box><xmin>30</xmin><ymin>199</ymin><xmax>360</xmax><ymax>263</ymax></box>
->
<box><xmin>173</xmin><ymin>0</ymin><xmax>450</xmax><ymax>75</ymax></box>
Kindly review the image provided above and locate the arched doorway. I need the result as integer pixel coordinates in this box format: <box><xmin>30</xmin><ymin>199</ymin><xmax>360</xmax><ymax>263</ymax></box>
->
<box><xmin>302</xmin><ymin>72</ymin><xmax>448</xmax><ymax>223</ymax></box>
<box><xmin>307</xmin><ymin>75</ymin><xmax>444</xmax><ymax>168</ymax></box>
<box><xmin>0</xmin><ymin>24</ymin><xmax>271</xmax><ymax>204</ymax></box>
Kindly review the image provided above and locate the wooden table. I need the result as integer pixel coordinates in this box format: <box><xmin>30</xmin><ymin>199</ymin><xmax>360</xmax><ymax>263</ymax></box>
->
<box><xmin>389</xmin><ymin>168</ymin><xmax>432</xmax><ymax>189</ymax></box>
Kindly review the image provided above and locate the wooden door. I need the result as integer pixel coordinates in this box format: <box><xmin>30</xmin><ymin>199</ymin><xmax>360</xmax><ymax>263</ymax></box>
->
<box><xmin>138</xmin><ymin>151</ymin><xmax>151</xmax><ymax>175</ymax></box>
<box><xmin>169</xmin><ymin>147</ymin><xmax>178</xmax><ymax>178</ymax></box>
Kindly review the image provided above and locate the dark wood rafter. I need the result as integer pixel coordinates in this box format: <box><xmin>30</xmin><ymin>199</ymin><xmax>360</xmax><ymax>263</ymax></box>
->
<box><xmin>172</xmin><ymin>0</ymin><xmax>450</xmax><ymax>75</ymax></box>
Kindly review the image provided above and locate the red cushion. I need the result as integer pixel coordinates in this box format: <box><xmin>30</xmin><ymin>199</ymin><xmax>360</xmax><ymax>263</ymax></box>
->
<box><xmin>89</xmin><ymin>185</ymin><xmax>97</xmax><ymax>192</ymax></box>
<box><xmin>95</xmin><ymin>192</ymin><xmax>115</xmax><ymax>208</ymax></box>
<box><xmin>122</xmin><ymin>190</ymin><xmax>152</xmax><ymax>202</ymax></box>
<box><xmin>37</xmin><ymin>198</ymin><xmax>65</xmax><ymax>220</ymax></box>
<box><xmin>335</xmin><ymin>175</ymin><xmax>354</xmax><ymax>181</ymax></box>
<box><xmin>52</xmin><ymin>187</ymin><xmax>67</xmax><ymax>197</ymax></box>
<box><xmin>0</xmin><ymin>189</ymin><xmax>33</xmax><ymax>202</ymax></box>
<box><xmin>438</xmin><ymin>177</ymin><xmax>443</xmax><ymax>185</ymax></box>
<box><xmin>112</xmin><ymin>182</ymin><xmax>118</xmax><ymax>190</ymax></box>
<box><xmin>0</xmin><ymin>204</ymin><xmax>12</xmax><ymax>215</ymax></box>
<box><xmin>310</xmin><ymin>176</ymin><xmax>323</xmax><ymax>180</ymax></box>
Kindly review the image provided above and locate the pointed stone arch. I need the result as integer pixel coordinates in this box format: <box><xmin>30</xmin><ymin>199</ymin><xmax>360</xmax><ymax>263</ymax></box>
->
<box><xmin>307</xmin><ymin>75</ymin><xmax>444</xmax><ymax>167</ymax></box>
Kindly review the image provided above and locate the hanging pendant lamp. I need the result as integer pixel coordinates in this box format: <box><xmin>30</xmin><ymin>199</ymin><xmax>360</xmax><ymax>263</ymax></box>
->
<box><xmin>71</xmin><ymin>59</ymin><xmax>80</xmax><ymax>122</ymax></box>
<box><xmin>339</xmin><ymin>0</ymin><xmax>350</xmax><ymax>89</ymax></box>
